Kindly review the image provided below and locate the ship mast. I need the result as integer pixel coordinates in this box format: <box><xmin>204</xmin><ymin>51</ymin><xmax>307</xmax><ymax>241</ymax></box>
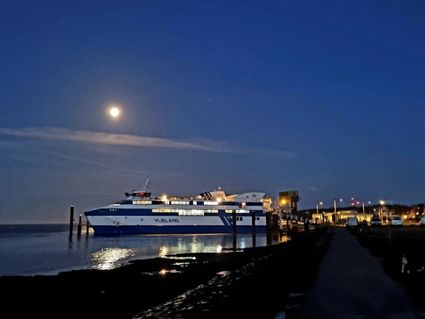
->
<box><xmin>143</xmin><ymin>176</ymin><xmax>150</xmax><ymax>191</ymax></box>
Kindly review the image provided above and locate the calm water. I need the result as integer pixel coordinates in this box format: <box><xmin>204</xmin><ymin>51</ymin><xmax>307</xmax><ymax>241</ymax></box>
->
<box><xmin>0</xmin><ymin>224</ymin><xmax>283</xmax><ymax>276</ymax></box>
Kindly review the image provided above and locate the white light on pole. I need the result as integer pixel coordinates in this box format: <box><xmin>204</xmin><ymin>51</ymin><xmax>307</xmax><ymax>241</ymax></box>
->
<box><xmin>333</xmin><ymin>199</ymin><xmax>337</xmax><ymax>224</ymax></box>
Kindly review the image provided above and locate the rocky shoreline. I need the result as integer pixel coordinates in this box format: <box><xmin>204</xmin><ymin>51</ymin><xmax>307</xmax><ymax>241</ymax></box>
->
<box><xmin>0</xmin><ymin>227</ymin><xmax>332</xmax><ymax>319</ymax></box>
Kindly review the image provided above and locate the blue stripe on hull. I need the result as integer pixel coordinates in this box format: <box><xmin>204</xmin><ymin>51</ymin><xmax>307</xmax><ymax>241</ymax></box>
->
<box><xmin>91</xmin><ymin>225</ymin><xmax>267</xmax><ymax>235</ymax></box>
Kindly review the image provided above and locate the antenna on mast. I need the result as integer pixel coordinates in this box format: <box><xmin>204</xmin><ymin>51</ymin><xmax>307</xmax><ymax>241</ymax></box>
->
<box><xmin>143</xmin><ymin>177</ymin><xmax>150</xmax><ymax>191</ymax></box>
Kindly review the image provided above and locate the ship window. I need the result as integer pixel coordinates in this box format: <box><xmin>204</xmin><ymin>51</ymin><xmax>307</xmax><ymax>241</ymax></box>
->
<box><xmin>114</xmin><ymin>200</ymin><xmax>132</xmax><ymax>205</ymax></box>
<box><xmin>152</xmin><ymin>208</ymin><xmax>217</xmax><ymax>214</ymax></box>
<box><xmin>152</xmin><ymin>208</ymin><xmax>173</xmax><ymax>213</ymax></box>
<box><xmin>178</xmin><ymin>210</ymin><xmax>204</xmax><ymax>216</ymax></box>
<box><xmin>236</xmin><ymin>209</ymin><xmax>249</xmax><ymax>213</ymax></box>
<box><xmin>204</xmin><ymin>201</ymin><xmax>218</xmax><ymax>206</ymax></box>
<box><xmin>133</xmin><ymin>200</ymin><xmax>152</xmax><ymax>205</ymax></box>
<box><xmin>256</xmin><ymin>217</ymin><xmax>260</xmax><ymax>220</ymax></box>
<box><xmin>170</xmin><ymin>201</ymin><xmax>190</xmax><ymax>205</ymax></box>
<box><xmin>225</xmin><ymin>210</ymin><xmax>233</xmax><ymax>213</ymax></box>
<box><xmin>245</xmin><ymin>202</ymin><xmax>258</xmax><ymax>206</ymax></box>
<box><xmin>192</xmin><ymin>201</ymin><xmax>197</xmax><ymax>205</ymax></box>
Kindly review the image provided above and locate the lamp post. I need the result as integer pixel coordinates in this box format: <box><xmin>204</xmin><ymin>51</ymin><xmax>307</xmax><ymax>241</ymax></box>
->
<box><xmin>316</xmin><ymin>201</ymin><xmax>324</xmax><ymax>224</ymax></box>
<box><xmin>333</xmin><ymin>199</ymin><xmax>337</xmax><ymax>225</ymax></box>
<box><xmin>279</xmin><ymin>199</ymin><xmax>287</xmax><ymax>230</ymax></box>
<box><xmin>315</xmin><ymin>203</ymin><xmax>319</xmax><ymax>224</ymax></box>
<box><xmin>366</xmin><ymin>201</ymin><xmax>372</xmax><ymax>214</ymax></box>
<box><xmin>379</xmin><ymin>200</ymin><xmax>385</xmax><ymax>221</ymax></box>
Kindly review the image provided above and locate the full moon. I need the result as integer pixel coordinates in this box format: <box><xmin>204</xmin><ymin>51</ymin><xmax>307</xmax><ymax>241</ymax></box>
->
<box><xmin>109</xmin><ymin>106</ymin><xmax>121</xmax><ymax>119</ymax></box>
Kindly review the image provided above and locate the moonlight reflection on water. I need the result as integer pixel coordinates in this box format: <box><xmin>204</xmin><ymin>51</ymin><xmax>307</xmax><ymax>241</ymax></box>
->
<box><xmin>91</xmin><ymin>248</ymin><xmax>134</xmax><ymax>270</ymax></box>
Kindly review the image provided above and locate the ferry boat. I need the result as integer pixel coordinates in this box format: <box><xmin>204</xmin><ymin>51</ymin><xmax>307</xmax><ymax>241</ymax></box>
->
<box><xmin>85</xmin><ymin>188</ymin><xmax>270</xmax><ymax>235</ymax></box>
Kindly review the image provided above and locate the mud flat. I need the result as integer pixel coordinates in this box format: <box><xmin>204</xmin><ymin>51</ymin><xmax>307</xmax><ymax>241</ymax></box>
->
<box><xmin>0</xmin><ymin>227</ymin><xmax>331</xmax><ymax>319</ymax></box>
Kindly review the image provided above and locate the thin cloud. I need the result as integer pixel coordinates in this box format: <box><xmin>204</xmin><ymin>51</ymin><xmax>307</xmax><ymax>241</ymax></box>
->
<box><xmin>40</xmin><ymin>150</ymin><xmax>187</xmax><ymax>178</ymax></box>
<box><xmin>309</xmin><ymin>186</ymin><xmax>319</xmax><ymax>192</ymax></box>
<box><xmin>0</xmin><ymin>127</ymin><xmax>296</xmax><ymax>157</ymax></box>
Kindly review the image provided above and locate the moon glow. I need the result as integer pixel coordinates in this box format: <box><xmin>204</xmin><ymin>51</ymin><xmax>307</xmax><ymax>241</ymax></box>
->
<box><xmin>109</xmin><ymin>106</ymin><xmax>121</xmax><ymax>119</ymax></box>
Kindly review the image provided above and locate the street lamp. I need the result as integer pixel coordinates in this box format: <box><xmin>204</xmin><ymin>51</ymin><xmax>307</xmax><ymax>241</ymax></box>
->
<box><xmin>316</xmin><ymin>201</ymin><xmax>324</xmax><ymax>224</ymax></box>
<box><xmin>333</xmin><ymin>198</ymin><xmax>338</xmax><ymax>225</ymax></box>
<box><xmin>379</xmin><ymin>200</ymin><xmax>385</xmax><ymax>221</ymax></box>
<box><xmin>279</xmin><ymin>199</ymin><xmax>288</xmax><ymax>230</ymax></box>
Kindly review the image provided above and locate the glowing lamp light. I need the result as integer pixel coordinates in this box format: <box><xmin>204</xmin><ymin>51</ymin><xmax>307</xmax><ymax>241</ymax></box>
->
<box><xmin>161</xmin><ymin>195</ymin><xmax>168</xmax><ymax>202</ymax></box>
<box><xmin>159</xmin><ymin>269</ymin><xmax>167</xmax><ymax>276</ymax></box>
<box><xmin>216</xmin><ymin>245</ymin><xmax>223</xmax><ymax>253</ymax></box>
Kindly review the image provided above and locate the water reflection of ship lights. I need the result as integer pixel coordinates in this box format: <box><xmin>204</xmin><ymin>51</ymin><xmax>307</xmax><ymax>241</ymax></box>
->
<box><xmin>159</xmin><ymin>246</ymin><xmax>168</xmax><ymax>257</ymax></box>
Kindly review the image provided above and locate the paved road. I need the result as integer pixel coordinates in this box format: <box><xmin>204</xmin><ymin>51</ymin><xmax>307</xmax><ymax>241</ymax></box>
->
<box><xmin>300</xmin><ymin>228</ymin><xmax>424</xmax><ymax>319</ymax></box>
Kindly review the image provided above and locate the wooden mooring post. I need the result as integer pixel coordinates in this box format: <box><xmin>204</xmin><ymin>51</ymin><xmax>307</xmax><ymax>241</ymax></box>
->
<box><xmin>86</xmin><ymin>220</ymin><xmax>90</xmax><ymax>236</ymax></box>
<box><xmin>251</xmin><ymin>210</ymin><xmax>256</xmax><ymax>247</ymax></box>
<box><xmin>68</xmin><ymin>206</ymin><xmax>74</xmax><ymax>238</ymax></box>
<box><xmin>77</xmin><ymin>214</ymin><xmax>82</xmax><ymax>237</ymax></box>
<box><xmin>232</xmin><ymin>210</ymin><xmax>237</xmax><ymax>251</ymax></box>
<box><xmin>266</xmin><ymin>212</ymin><xmax>272</xmax><ymax>246</ymax></box>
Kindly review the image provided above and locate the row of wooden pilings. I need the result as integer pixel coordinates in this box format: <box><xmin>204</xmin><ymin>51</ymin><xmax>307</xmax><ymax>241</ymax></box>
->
<box><xmin>231</xmin><ymin>210</ymin><xmax>284</xmax><ymax>249</ymax></box>
<box><xmin>68</xmin><ymin>206</ymin><xmax>90</xmax><ymax>239</ymax></box>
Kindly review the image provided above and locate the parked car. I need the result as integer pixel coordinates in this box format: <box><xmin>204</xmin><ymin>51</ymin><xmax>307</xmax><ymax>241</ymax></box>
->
<box><xmin>388</xmin><ymin>215</ymin><xmax>403</xmax><ymax>226</ymax></box>
<box><xmin>346</xmin><ymin>217</ymin><xmax>359</xmax><ymax>229</ymax></box>
<box><xmin>370</xmin><ymin>215</ymin><xmax>382</xmax><ymax>227</ymax></box>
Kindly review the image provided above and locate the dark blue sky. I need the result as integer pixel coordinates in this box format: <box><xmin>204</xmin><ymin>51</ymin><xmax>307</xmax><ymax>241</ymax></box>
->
<box><xmin>1</xmin><ymin>0</ymin><xmax>424</xmax><ymax>222</ymax></box>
